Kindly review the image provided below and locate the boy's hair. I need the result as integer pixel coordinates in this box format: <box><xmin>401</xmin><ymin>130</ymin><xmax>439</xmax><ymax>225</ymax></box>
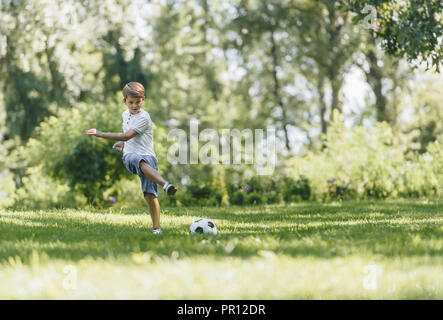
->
<box><xmin>123</xmin><ymin>82</ymin><xmax>145</xmax><ymax>99</ymax></box>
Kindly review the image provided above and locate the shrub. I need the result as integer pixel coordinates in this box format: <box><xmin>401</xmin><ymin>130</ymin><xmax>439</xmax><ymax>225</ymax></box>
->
<box><xmin>0</xmin><ymin>169</ymin><xmax>15</xmax><ymax>208</ymax></box>
<box><xmin>103</xmin><ymin>177</ymin><xmax>146</xmax><ymax>208</ymax></box>
<box><xmin>226</xmin><ymin>176</ymin><xmax>286</xmax><ymax>205</ymax></box>
<box><xmin>14</xmin><ymin>166</ymin><xmax>86</xmax><ymax>209</ymax></box>
<box><xmin>19</xmin><ymin>98</ymin><xmax>128</xmax><ymax>205</ymax></box>
<box><xmin>402</xmin><ymin>135</ymin><xmax>443</xmax><ymax>197</ymax></box>
<box><xmin>186</xmin><ymin>184</ymin><xmax>223</xmax><ymax>206</ymax></box>
<box><xmin>281</xmin><ymin>176</ymin><xmax>311</xmax><ymax>202</ymax></box>
<box><xmin>287</xmin><ymin>112</ymin><xmax>443</xmax><ymax>201</ymax></box>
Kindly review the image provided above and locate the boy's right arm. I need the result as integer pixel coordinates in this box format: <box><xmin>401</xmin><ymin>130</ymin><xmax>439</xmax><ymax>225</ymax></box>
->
<box><xmin>114</xmin><ymin>112</ymin><xmax>126</xmax><ymax>152</ymax></box>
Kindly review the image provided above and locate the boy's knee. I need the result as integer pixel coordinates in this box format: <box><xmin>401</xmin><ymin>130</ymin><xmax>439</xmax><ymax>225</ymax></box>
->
<box><xmin>144</xmin><ymin>193</ymin><xmax>157</xmax><ymax>202</ymax></box>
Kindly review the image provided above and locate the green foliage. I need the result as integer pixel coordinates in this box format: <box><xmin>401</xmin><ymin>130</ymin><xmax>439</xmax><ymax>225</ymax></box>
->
<box><xmin>0</xmin><ymin>0</ymin><xmax>90</xmax><ymax>141</ymax></box>
<box><xmin>14</xmin><ymin>166</ymin><xmax>86</xmax><ymax>209</ymax></box>
<box><xmin>0</xmin><ymin>138</ymin><xmax>15</xmax><ymax>208</ymax></box>
<box><xmin>1</xmin><ymin>0</ymin><xmax>442</xmax><ymax>209</ymax></box>
<box><xmin>103</xmin><ymin>177</ymin><xmax>146</xmax><ymax>208</ymax></box>
<box><xmin>101</xmin><ymin>35</ymin><xmax>154</xmax><ymax>96</ymax></box>
<box><xmin>240</xmin><ymin>176</ymin><xmax>279</xmax><ymax>205</ymax></box>
<box><xmin>55</xmin><ymin>138</ymin><xmax>124</xmax><ymax>204</ymax></box>
<box><xmin>0</xmin><ymin>170</ymin><xmax>15</xmax><ymax>208</ymax></box>
<box><xmin>12</xmin><ymin>97</ymin><xmax>171</xmax><ymax>208</ymax></box>
<box><xmin>20</xmin><ymin>98</ymin><xmax>127</xmax><ymax>205</ymax></box>
<box><xmin>4</xmin><ymin>70</ymin><xmax>51</xmax><ymax>141</ymax></box>
<box><xmin>288</xmin><ymin>111</ymin><xmax>443</xmax><ymax>201</ymax></box>
<box><xmin>281</xmin><ymin>176</ymin><xmax>311</xmax><ymax>203</ymax></box>
<box><xmin>402</xmin><ymin>78</ymin><xmax>443</xmax><ymax>153</ymax></box>
<box><xmin>11</xmin><ymin>105</ymin><xmax>443</xmax><ymax>208</ymax></box>
<box><xmin>346</xmin><ymin>0</ymin><xmax>443</xmax><ymax>71</ymax></box>
<box><xmin>167</xmin><ymin>184</ymin><xmax>224</xmax><ymax>207</ymax></box>
<box><xmin>403</xmin><ymin>135</ymin><xmax>443</xmax><ymax>197</ymax></box>
<box><xmin>226</xmin><ymin>176</ymin><xmax>310</xmax><ymax>206</ymax></box>
<box><xmin>143</xmin><ymin>173</ymin><xmax>309</xmax><ymax>207</ymax></box>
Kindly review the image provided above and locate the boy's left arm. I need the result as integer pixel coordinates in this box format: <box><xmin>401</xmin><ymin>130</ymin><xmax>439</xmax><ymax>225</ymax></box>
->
<box><xmin>85</xmin><ymin>128</ymin><xmax>138</xmax><ymax>141</ymax></box>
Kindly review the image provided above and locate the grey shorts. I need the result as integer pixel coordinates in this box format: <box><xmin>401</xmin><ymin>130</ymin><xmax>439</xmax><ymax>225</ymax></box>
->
<box><xmin>122</xmin><ymin>153</ymin><xmax>158</xmax><ymax>198</ymax></box>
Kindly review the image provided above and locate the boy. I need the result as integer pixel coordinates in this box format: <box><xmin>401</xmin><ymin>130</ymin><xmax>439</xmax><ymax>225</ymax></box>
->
<box><xmin>85</xmin><ymin>81</ymin><xmax>177</xmax><ymax>235</ymax></box>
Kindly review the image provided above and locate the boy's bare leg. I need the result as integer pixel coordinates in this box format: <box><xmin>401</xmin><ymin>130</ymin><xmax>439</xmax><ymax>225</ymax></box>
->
<box><xmin>140</xmin><ymin>160</ymin><xmax>166</xmax><ymax>187</ymax></box>
<box><xmin>144</xmin><ymin>193</ymin><xmax>161</xmax><ymax>229</ymax></box>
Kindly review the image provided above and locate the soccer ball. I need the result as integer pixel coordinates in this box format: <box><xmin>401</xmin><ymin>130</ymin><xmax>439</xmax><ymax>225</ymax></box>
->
<box><xmin>190</xmin><ymin>219</ymin><xmax>218</xmax><ymax>235</ymax></box>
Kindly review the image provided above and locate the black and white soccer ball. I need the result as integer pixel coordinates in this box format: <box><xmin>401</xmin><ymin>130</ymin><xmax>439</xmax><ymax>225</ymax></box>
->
<box><xmin>190</xmin><ymin>219</ymin><xmax>218</xmax><ymax>235</ymax></box>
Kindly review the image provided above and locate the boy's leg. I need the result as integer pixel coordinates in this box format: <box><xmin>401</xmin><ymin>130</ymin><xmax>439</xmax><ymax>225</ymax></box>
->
<box><xmin>140</xmin><ymin>160</ymin><xmax>166</xmax><ymax>187</ymax></box>
<box><xmin>140</xmin><ymin>159</ymin><xmax>177</xmax><ymax>195</ymax></box>
<box><xmin>144</xmin><ymin>193</ymin><xmax>161</xmax><ymax>229</ymax></box>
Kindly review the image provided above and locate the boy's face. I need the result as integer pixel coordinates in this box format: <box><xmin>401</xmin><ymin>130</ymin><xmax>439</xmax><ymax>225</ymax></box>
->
<box><xmin>124</xmin><ymin>96</ymin><xmax>145</xmax><ymax>115</ymax></box>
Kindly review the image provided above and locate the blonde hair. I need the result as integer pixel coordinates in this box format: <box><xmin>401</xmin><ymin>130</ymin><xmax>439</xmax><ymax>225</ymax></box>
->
<box><xmin>122</xmin><ymin>82</ymin><xmax>145</xmax><ymax>99</ymax></box>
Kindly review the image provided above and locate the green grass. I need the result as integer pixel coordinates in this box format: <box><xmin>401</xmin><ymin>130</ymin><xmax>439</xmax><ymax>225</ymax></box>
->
<box><xmin>0</xmin><ymin>199</ymin><xmax>442</xmax><ymax>299</ymax></box>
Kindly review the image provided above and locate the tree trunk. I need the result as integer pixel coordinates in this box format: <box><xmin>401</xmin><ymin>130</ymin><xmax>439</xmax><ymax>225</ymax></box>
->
<box><xmin>270</xmin><ymin>30</ymin><xmax>291</xmax><ymax>151</ymax></box>
<box><xmin>317</xmin><ymin>76</ymin><xmax>328</xmax><ymax>135</ymax></box>
<box><xmin>330</xmin><ymin>78</ymin><xmax>343</xmax><ymax>115</ymax></box>
<box><xmin>325</xmin><ymin>1</ymin><xmax>344</xmax><ymax>120</ymax></box>
<box><xmin>366</xmin><ymin>47</ymin><xmax>388</xmax><ymax>122</ymax></box>
<box><xmin>44</xmin><ymin>39</ymin><xmax>64</xmax><ymax>103</ymax></box>
<box><xmin>201</xmin><ymin>0</ymin><xmax>220</xmax><ymax>101</ymax></box>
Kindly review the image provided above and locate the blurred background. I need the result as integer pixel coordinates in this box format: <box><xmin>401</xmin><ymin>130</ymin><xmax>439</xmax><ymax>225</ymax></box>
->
<box><xmin>0</xmin><ymin>0</ymin><xmax>442</xmax><ymax>209</ymax></box>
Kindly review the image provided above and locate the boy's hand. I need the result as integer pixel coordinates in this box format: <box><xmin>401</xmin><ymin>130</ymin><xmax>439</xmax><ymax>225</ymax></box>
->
<box><xmin>85</xmin><ymin>128</ymin><xmax>102</xmax><ymax>136</ymax></box>
<box><xmin>112</xmin><ymin>142</ymin><xmax>124</xmax><ymax>152</ymax></box>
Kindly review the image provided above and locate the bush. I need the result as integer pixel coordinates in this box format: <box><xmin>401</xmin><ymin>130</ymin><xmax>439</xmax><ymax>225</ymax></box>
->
<box><xmin>176</xmin><ymin>184</ymin><xmax>223</xmax><ymax>206</ymax></box>
<box><xmin>226</xmin><ymin>176</ymin><xmax>286</xmax><ymax>205</ymax></box>
<box><xmin>402</xmin><ymin>135</ymin><xmax>443</xmax><ymax>197</ymax></box>
<box><xmin>244</xmin><ymin>176</ymin><xmax>282</xmax><ymax>204</ymax></box>
<box><xmin>14</xmin><ymin>166</ymin><xmax>86</xmax><ymax>209</ymax></box>
<box><xmin>0</xmin><ymin>139</ymin><xmax>15</xmax><ymax>208</ymax></box>
<box><xmin>19</xmin><ymin>98</ymin><xmax>127</xmax><ymax>205</ymax></box>
<box><xmin>287</xmin><ymin>112</ymin><xmax>443</xmax><ymax>201</ymax></box>
<box><xmin>281</xmin><ymin>176</ymin><xmax>311</xmax><ymax>202</ymax></box>
<box><xmin>102</xmin><ymin>177</ymin><xmax>147</xmax><ymax>208</ymax></box>
<box><xmin>0</xmin><ymin>169</ymin><xmax>15</xmax><ymax>208</ymax></box>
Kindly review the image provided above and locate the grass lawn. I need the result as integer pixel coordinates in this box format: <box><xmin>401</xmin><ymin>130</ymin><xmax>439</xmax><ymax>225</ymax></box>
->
<box><xmin>0</xmin><ymin>199</ymin><xmax>442</xmax><ymax>299</ymax></box>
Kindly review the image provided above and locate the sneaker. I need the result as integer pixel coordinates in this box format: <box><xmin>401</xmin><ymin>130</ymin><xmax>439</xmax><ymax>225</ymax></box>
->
<box><xmin>152</xmin><ymin>228</ymin><xmax>163</xmax><ymax>235</ymax></box>
<box><xmin>163</xmin><ymin>182</ymin><xmax>177</xmax><ymax>196</ymax></box>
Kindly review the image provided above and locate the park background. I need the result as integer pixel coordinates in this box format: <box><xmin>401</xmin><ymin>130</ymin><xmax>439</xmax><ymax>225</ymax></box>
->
<box><xmin>0</xmin><ymin>0</ymin><xmax>442</xmax><ymax>299</ymax></box>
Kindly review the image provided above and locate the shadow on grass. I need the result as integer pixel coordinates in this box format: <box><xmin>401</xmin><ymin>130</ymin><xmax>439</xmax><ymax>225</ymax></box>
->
<box><xmin>1</xmin><ymin>199</ymin><xmax>442</xmax><ymax>264</ymax></box>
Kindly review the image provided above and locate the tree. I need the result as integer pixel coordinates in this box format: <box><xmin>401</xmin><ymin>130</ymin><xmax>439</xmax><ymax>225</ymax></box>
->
<box><xmin>345</xmin><ymin>0</ymin><xmax>443</xmax><ymax>72</ymax></box>
<box><xmin>288</xmin><ymin>0</ymin><xmax>362</xmax><ymax>136</ymax></box>
<box><xmin>86</xmin><ymin>0</ymin><xmax>155</xmax><ymax>97</ymax></box>
<box><xmin>0</xmin><ymin>0</ymin><xmax>90</xmax><ymax>141</ymax></box>
<box><xmin>400</xmin><ymin>75</ymin><xmax>443</xmax><ymax>152</ymax></box>
<box><xmin>355</xmin><ymin>36</ymin><xmax>415</xmax><ymax>124</ymax></box>
<box><xmin>229</xmin><ymin>1</ymin><xmax>295</xmax><ymax>150</ymax></box>
<box><xmin>225</xmin><ymin>0</ymin><xmax>317</xmax><ymax>152</ymax></box>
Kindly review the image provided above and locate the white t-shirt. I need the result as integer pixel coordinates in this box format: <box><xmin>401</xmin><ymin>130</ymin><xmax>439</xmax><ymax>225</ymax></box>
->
<box><xmin>122</xmin><ymin>109</ymin><xmax>156</xmax><ymax>157</ymax></box>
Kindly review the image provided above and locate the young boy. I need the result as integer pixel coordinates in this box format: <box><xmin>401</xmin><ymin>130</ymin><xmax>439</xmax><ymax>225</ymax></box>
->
<box><xmin>85</xmin><ymin>81</ymin><xmax>177</xmax><ymax>235</ymax></box>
